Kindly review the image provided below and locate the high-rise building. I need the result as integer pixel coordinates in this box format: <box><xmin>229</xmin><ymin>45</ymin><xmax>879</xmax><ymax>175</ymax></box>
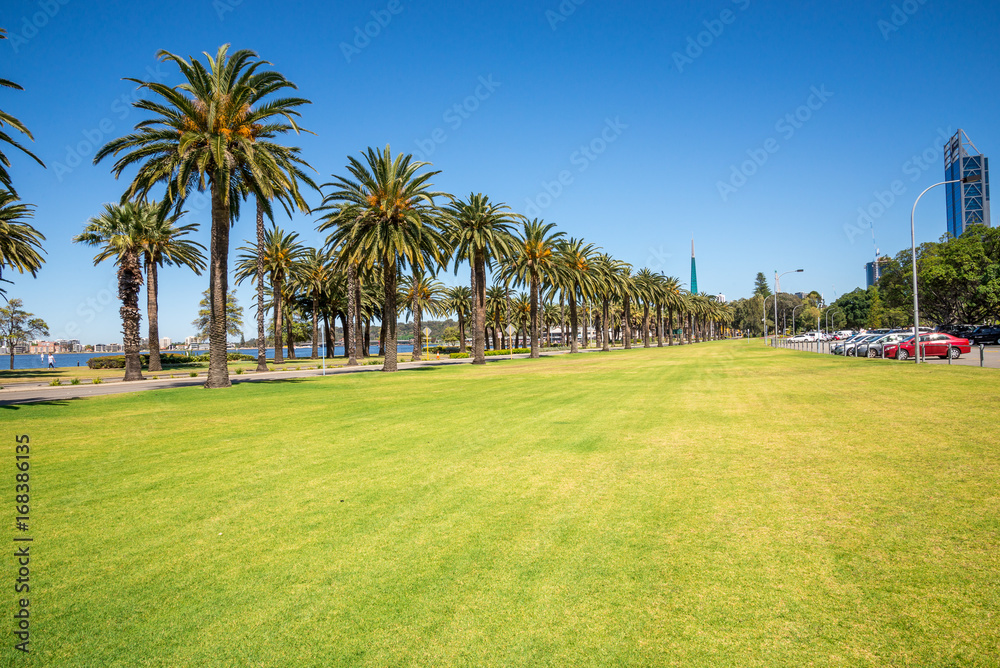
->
<box><xmin>690</xmin><ymin>238</ymin><xmax>698</xmax><ymax>294</ymax></box>
<box><xmin>865</xmin><ymin>257</ymin><xmax>891</xmax><ymax>288</ymax></box>
<box><xmin>944</xmin><ymin>130</ymin><xmax>991</xmax><ymax>238</ymax></box>
<box><xmin>160</xmin><ymin>337</ymin><xmax>171</xmax><ymax>350</ymax></box>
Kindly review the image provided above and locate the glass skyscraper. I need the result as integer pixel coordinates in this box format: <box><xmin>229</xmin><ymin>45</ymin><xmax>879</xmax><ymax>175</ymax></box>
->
<box><xmin>944</xmin><ymin>130</ymin><xmax>991</xmax><ymax>238</ymax></box>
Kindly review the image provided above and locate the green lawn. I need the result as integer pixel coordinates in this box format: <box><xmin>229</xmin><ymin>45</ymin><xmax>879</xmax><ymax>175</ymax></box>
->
<box><xmin>3</xmin><ymin>342</ymin><xmax>999</xmax><ymax>666</ymax></box>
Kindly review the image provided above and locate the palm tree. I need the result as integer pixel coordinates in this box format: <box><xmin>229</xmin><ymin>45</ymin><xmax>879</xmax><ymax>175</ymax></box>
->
<box><xmin>442</xmin><ymin>193</ymin><xmax>520</xmax><ymax>364</ymax></box>
<box><xmin>293</xmin><ymin>248</ymin><xmax>333</xmax><ymax>359</ymax></box>
<box><xmin>137</xmin><ymin>207</ymin><xmax>206</xmax><ymax>371</ymax></box>
<box><xmin>556</xmin><ymin>238</ymin><xmax>600</xmax><ymax>353</ymax></box>
<box><xmin>234</xmin><ymin>225</ymin><xmax>304</xmax><ymax>364</ymax></box>
<box><xmin>504</xmin><ymin>219</ymin><xmax>564</xmax><ymax>358</ymax></box>
<box><xmin>0</xmin><ymin>190</ymin><xmax>45</xmax><ymax>294</ymax></box>
<box><xmin>73</xmin><ymin>202</ymin><xmax>151</xmax><ymax>381</ymax></box>
<box><xmin>318</xmin><ymin>146</ymin><xmax>447</xmax><ymax>372</ymax></box>
<box><xmin>658</xmin><ymin>275</ymin><xmax>683</xmax><ymax>346</ymax></box>
<box><xmin>443</xmin><ymin>285</ymin><xmax>472</xmax><ymax>353</ymax></box>
<box><xmin>0</xmin><ymin>29</ymin><xmax>45</xmax><ymax>197</ymax></box>
<box><xmin>634</xmin><ymin>268</ymin><xmax>659</xmax><ymax>349</ymax></box>
<box><xmin>402</xmin><ymin>271</ymin><xmax>446</xmax><ymax>360</ymax></box>
<box><xmin>592</xmin><ymin>254</ymin><xmax>626</xmax><ymax>351</ymax></box>
<box><xmin>95</xmin><ymin>44</ymin><xmax>313</xmax><ymax>388</ymax></box>
<box><xmin>485</xmin><ymin>284</ymin><xmax>509</xmax><ymax>349</ymax></box>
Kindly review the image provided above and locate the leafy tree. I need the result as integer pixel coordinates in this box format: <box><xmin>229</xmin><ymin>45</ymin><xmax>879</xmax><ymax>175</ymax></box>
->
<box><xmin>96</xmin><ymin>44</ymin><xmax>312</xmax><ymax>388</ymax></box>
<box><xmin>442</xmin><ymin>326</ymin><xmax>460</xmax><ymax>343</ymax></box>
<box><xmin>831</xmin><ymin>288</ymin><xmax>871</xmax><ymax>330</ymax></box>
<box><xmin>192</xmin><ymin>290</ymin><xmax>243</xmax><ymax>340</ymax></box>
<box><xmin>866</xmin><ymin>285</ymin><xmax>883</xmax><ymax>329</ymax></box>
<box><xmin>0</xmin><ymin>298</ymin><xmax>48</xmax><ymax>370</ymax></box>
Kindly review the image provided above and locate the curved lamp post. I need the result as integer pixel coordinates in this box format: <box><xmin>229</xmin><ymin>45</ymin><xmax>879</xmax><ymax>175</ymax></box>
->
<box><xmin>774</xmin><ymin>269</ymin><xmax>804</xmax><ymax>342</ymax></box>
<box><xmin>909</xmin><ymin>174</ymin><xmax>981</xmax><ymax>363</ymax></box>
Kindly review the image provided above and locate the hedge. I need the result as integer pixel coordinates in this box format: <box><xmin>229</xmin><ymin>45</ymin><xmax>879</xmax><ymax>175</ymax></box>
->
<box><xmin>187</xmin><ymin>352</ymin><xmax>257</xmax><ymax>362</ymax></box>
<box><xmin>484</xmin><ymin>348</ymin><xmax>531</xmax><ymax>356</ymax></box>
<box><xmin>87</xmin><ymin>353</ymin><xmax>192</xmax><ymax>369</ymax></box>
<box><xmin>449</xmin><ymin>352</ymin><xmax>470</xmax><ymax>359</ymax></box>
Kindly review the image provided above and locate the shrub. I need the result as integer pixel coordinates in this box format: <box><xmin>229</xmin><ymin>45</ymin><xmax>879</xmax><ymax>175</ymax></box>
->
<box><xmin>87</xmin><ymin>353</ymin><xmax>191</xmax><ymax>369</ymax></box>
<box><xmin>484</xmin><ymin>348</ymin><xmax>530</xmax><ymax>357</ymax></box>
<box><xmin>70</xmin><ymin>378</ymin><xmax>81</xmax><ymax>385</ymax></box>
<box><xmin>188</xmin><ymin>352</ymin><xmax>256</xmax><ymax>363</ymax></box>
<box><xmin>449</xmin><ymin>352</ymin><xmax>470</xmax><ymax>359</ymax></box>
<box><xmin>189</xmin><ymin>372</ymin><xmax>198</xmax><ymax>377</ymax></box>
<box><xmin>431</xmin><ymin>346</ymin><xmax>461</xmax><ymax>354</ymax></box>
<box><xmin>235</xmin><ymin>369</ymin><xmax>244</xmax><ymax>375</ymax></box>
<box><xmin>363</xmin><ymin>360</ymin><xmax>383</xmax><ymax>366</ymax></box>
<box><xmin>49</xmin><ymin>379</ymin><xmax>61</xmax><ymax>386</ymax></box>
<box><xmin>92</xmin><ymin>377</ymin><xmax>103</xmax><ymax>385</ymax></box>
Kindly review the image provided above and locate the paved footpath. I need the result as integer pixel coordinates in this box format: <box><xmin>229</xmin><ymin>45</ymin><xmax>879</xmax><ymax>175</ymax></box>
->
<box><xmin>0</xmin><ymin>348</ymin><xmax>613</xmax><ymax>406</ymax></box>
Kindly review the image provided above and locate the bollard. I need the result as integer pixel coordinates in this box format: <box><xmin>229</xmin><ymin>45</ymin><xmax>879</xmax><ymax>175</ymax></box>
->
<box><xmin>948</xmin><ymin>348</ymin><xmax>952</xmax><ymax>365</ymax></box>
<box><xmin>981</xmin><ymin>344</ymin><xmax>986</xmax><ymax>368</ymax></box>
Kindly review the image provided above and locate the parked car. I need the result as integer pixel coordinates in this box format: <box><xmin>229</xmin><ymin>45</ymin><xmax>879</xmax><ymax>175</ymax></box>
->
<box><xmin>885</xmin><ymin>333</ymin><xmax>971</xmax><ymax>360</ymax></box>
<box><xmin>857</xmin><ymin>331</ymin><xmax>911</xmax><ymax>358</ymax></box>
<box><xmin>833</xmin><ymin>330</ymin><xmax>855</xmax><ymax>340</ymax></box>
<box><xmin>968</xmin><ymin>325</ymin><xmax>1000</xmax><ymax>345</ymax></box>
<box><xmin>832</xmin><ymin>333</ymin><xmax>876</xmax><ymax>356</ymax></box>
<box><xmin>937</xmin><ymin>324</ymin><xmax>979</xmax><ymax>339</ymax></box>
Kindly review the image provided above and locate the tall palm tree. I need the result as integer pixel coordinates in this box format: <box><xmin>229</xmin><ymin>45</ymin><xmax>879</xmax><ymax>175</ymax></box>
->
<box><xmin>592</xmin><ymin>254</ymin><xmax>628</xmax><ymax>352</ymax></box>
<box><xmin>503</xmin><ymin>219</ymin><xmax>564</xmax><ymax>358</ymax></box>
<box><xmin>556</xmin><ymin>238</ymin><xmax>600</xmax><ymax>354</ymax></box>
<box><xmin>442</xmin><ymin>193</ymin><xmax>520</xmax><ymax>364</ymax></box>
<box><xmin>658</xmin><ymin>275</ymin><xmax>683</xmax><ymax>346</ymax></box>
<box><xmin>293</xmin><ymin>247</ymin><xmax>333</xmax><ymax>359</ymax></box>
<box><xmin>402</xmin><ymin>271</ymin><xmax>446</xmax><ymax>360</ymax></box>
<box><xmin>485</xmin><ymin>284</ymin><xmax>509</xmax><ymax>350</ymax></box>
<box><xmin>0</xmin><ymin>190</ymin><xmax>45</xmax><ymax>294</ymax></box>
<box><xmin>234</xmin><ymin>225</ymin><xmax>304</xmax><ymax>364</ymax></box>
<box><xmin>634</xmin><ymin>268</ymin><xmax>658</xmax><ymax>349</ymax></box>
<box><xmin>443</xmin><ymin>285</ymin><xmax>472</xmax><ymax>353</ymax></box>
<box><xmin>318</xmin><ymin>146</ymin><xmax>447</xmax><ymax>372</ymax></box>
<box><xmin>0</xmin><ymin>29</ymin><xmax>45</xmax><ymax>197</ymax></box>
<box><xmin>137</xmin><ymin>207</ymin><xmax>206</xmax><ymax>371</ymax></box>
<box><xmin>95</xmin><ymin>44</ymin><xmax>312</xmax><ymax>388</ymax></box>
<box><xmin>73</xmin><ymin>202</ymin><xmax>152</xmax><ymax>381</ymax></box>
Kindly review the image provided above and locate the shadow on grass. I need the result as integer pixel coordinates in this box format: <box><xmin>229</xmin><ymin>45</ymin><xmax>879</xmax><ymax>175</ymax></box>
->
<box><xmin>0</xmin><ymin>400</ymin><xmax>72</xmax><ymax>410</ymax></box>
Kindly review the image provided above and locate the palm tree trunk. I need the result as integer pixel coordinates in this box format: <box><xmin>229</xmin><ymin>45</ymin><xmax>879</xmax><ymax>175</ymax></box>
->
<box><xmin>412</xmin><ymin>297</ymin><xmax>422</xmax><ymax>362</ymax></box>
<box><xmin>473</xmin><ymin>252</ymin><xmax>486</xmax><ymax>364</ymax></box>
<box><xmin>602</xmin><ymin>298</ymin><xmax>611</xmax><ymax>351</ymax></box>
<box><xmin>530</xmin><ymin>276</ymin><xmax>540</xmax><ymax>358</ymax></box>
<box><xmin>311</xmin><ymin>297</ymin><xmax>319</xmax><ymax>359</ymax></box>
<box><xmin>346</xmin><ymin>263</ymin><xmax>358</xmax><ymax>366</ymax></box>
<box><xmin>642</xmin><ymin>304</ymin><xmax>651</xmax><ymax>348</ymax></box>
<box><xmin>339</xmin><ymin>314</ymin><xmax>350</xmax><ymax>357</ymax></box>
<box><xmin>273</xmin><ymin>274</ymin><xmax>284</xmax><ymax>364</ymax></box>
<box><xmin>120</xmin><ymin>250</ymin><xmax>144</xmax><ymax>381</ymax></box>
<box><xmin>255</xmin><ymin>197</ymin><xmax>267</xmax><ymax>372</ymax></box>
<box><xmin>582</xmin><ymin>304</ymin><xmax>589</xmax><ymax>349</ymax></box>
<box><xmin>355</xmin><ymin>274</ymin><xmax>365</xmax><ymax>360</ymax></box>
<box><xmin>364</xmin><ymin>319</ymin><xmax>371</xmax><ymax>357</ymax></box>
<box><xmin>286</xmin><ymin>311</ymin><xmax>295</xmax><ymax>359</ymax></box>
<box><xmin>569</xmin><ymin>291</ymin><xmax>579</xmax><ymax>353</ymax></box>
<box><xmin>382</xmin><ymin>259</ymin><xmax>398</xmax><ymax>371</ymax></box>
<box><xmin>458</xmin><ymin>310</ymin><xmax>466</xmax><ymax>354</ymax></box>
<box><xmin>206</xmin><ymin>184</ymin><xmax>231</xmax><ymax>388</ymax></box>
<box><xmin>623</xmin><ymin>297</ymin><xmax>632</xmax><ymax>350</ymax></box>
<box><xmin>668</xmin><ymin>308</ymin><xmax>674</xmax><ymax>346</ymax></box>
<box><xmin>146</xmin><ymin>256</ymin><xmax>162</xmax><ymax>372</ymax></box>
<box><xmin>656</xmin><ymin>304</ymin><xmax>664</xmax><ymax>347</ymax></box>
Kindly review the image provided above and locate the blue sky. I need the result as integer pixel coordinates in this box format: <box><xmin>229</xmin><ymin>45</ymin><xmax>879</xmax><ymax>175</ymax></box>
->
<box><xmin>3</xmin><ymin>0</ymin><xmax>999</xmax><ymax>343</ymax></box>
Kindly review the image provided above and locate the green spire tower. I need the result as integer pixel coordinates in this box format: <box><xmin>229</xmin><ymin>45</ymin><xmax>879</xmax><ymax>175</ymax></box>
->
<box><xmin>690</xmin><ymin>238</ymin><xmax>698</xmax><ymax>294</ymax></box>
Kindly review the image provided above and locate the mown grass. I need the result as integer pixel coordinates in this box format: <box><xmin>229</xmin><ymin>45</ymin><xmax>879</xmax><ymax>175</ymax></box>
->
<box><xmin>2</xmin><ymin>341</ymin><xmax>998</xmax><ymax>666</ymax></box>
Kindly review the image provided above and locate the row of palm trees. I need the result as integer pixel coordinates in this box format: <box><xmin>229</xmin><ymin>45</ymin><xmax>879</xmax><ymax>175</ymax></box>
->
<box><xmin>5</xmin><ymin>41</ymin><xmax>733</xmax><ymax>386</ymax></box>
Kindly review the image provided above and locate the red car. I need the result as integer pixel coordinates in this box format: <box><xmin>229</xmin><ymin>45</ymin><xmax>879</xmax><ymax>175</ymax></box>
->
<box><xmin>883</xmin><ymin>333</ymin><xmax>971</xmax><ymax>360</ymax></box>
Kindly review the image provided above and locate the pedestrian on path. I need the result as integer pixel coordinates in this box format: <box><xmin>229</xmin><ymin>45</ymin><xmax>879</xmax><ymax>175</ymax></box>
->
<box><xmin>48</xmin><ymin>353</ymin><xmax>55</xmax><ymax>368</ymax></box>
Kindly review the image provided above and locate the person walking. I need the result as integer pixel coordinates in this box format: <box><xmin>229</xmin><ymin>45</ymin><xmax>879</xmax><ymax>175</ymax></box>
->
<box><xmin>47</xmin><ymin>353</ymin><xmax>55</xmax><ymax>369</ymax></box>
<box><xmin>40</xmin><ymin>353</ymin><xmax>45</xmax><ymax>366</ymax></box>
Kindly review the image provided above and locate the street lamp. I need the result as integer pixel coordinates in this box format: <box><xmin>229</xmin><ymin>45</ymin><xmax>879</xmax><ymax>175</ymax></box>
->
<box><xmin>909</xmin><ymin>174</ymin><xmax>981</xmax><ymax>363</ymax></box>
<box><xmin>774</xmin><ymin>269</ymin><xmax>804</xmax><ymax>341</ymax></box>
<box><xmin>762</xmin><ymin>294</ymin><xmax>774</xmax><ymax>339</ymax></box>
<box><xmin>791</xmin><ymin>304</ymin><xmax>804</xmax><ymax>335</ymax></box>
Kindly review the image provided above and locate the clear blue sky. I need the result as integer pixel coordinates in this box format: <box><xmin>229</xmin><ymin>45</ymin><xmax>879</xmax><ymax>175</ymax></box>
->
<box><xmin>3</xmin><ymin>0</ymin><xmax>999</xmax><ymax>343</ymax></box>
